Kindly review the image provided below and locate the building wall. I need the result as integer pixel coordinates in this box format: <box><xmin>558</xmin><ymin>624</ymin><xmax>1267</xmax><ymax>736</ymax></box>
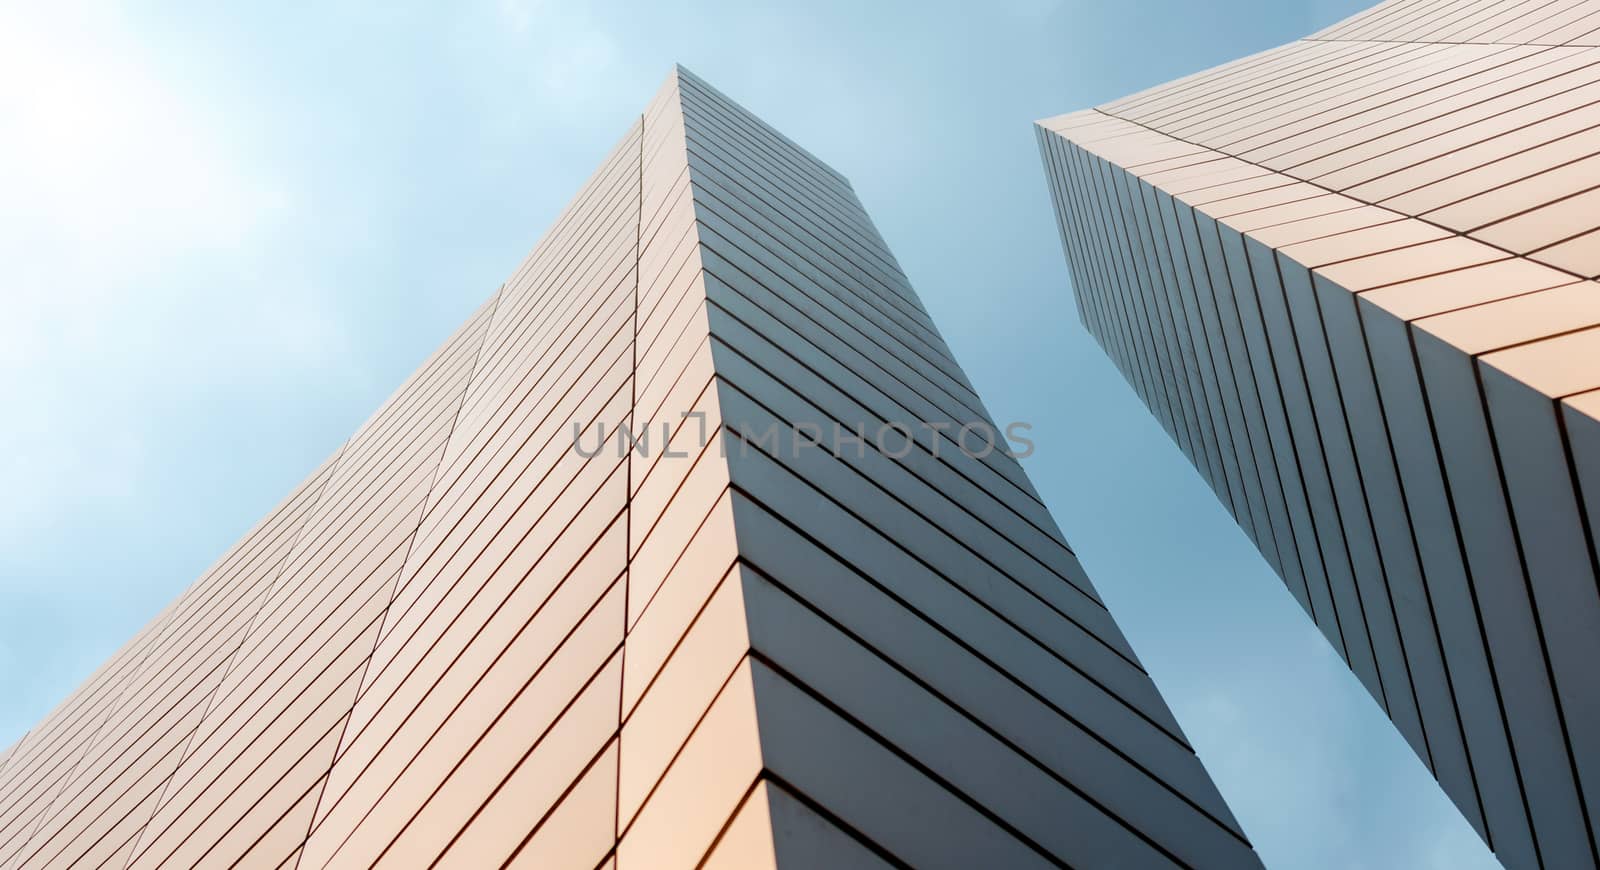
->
<box><xmin>0</xmin><ymin>66</ymin><xmax>1258</xmax><ymax>869</ymax></box>
<box><xmin>1037</xmin><ymin>3</ymin><xmax>1600</xmax><ymax>867</ymax></box>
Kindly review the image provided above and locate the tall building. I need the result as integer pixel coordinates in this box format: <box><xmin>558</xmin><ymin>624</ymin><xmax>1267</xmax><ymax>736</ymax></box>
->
<box><xmin>0</xmin><ymin>67</ymin><xmax>1258</xmax><ymax>869</ymax></box>
<box><xmin>1036</xmin><ymin>1</ymin><xmax>1600</xmax><ymax>867</ymax></box>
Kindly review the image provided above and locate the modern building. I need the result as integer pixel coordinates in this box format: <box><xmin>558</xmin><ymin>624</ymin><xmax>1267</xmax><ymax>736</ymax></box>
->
<box><xmin>1036</xmin><ymin>2</ymin><xmax>1600</xmax><ymax>868</ymax></box>
<box><xmin>0</xmin><ymin>67</ymin><xmax>1258</xmax><ymax>869</ymax></box>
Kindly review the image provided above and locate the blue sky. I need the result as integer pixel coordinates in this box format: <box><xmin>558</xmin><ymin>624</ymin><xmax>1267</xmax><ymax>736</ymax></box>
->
<box><xmin>0</xmin><ymin>1</ymin><xmax>1500</xmax><ymax>867</ymax></box>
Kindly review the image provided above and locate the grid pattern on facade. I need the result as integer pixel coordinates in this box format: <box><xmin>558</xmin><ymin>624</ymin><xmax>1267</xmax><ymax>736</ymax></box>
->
<box><xmin>1036</xmin><ymin>2</ymin><xmax>1600</xmax><ymax>868</ymax></box>
<box><xmin>0</xmin><ymin>67</ymin><xmax>1259</xmax><ymax>869</ymax></box>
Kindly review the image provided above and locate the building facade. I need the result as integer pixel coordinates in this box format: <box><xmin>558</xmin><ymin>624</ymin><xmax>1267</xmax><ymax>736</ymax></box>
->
<box><xmin>1037</xmin><ymin>2</ymin><xmax>1600</xmax><ymax>868</ymax></box>
<box><xmin>0</xmin><ymin>68</ymin><xmax>1258</xmax><ymax>869</ymax></box>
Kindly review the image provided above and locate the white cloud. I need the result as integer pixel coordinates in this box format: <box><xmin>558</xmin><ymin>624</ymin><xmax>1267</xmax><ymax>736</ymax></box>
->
<box><xmin>0</xmin><ymin>4</ymin><xmax>289</xmax><ymax>262</ymax></box>
<box><xmin>0</xmin><ymin>2</ymin><xmax>345</xmax><ymax>549</ymax></box>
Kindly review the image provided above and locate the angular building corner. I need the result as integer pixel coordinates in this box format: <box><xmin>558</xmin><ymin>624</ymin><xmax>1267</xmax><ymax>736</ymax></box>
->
<box><xmin>1035</xmin><ymin>1</ymin><xmax>1600</xmax><ymax>867</ymax></box>
<box><xmin>0</xmin><ymin>67</ymin><xmax>1260</xmax><ymax>868</ymax></box>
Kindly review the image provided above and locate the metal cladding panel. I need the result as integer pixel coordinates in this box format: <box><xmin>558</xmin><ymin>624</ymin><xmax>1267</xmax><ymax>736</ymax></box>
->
<box><xmin>1</xmin><ymin>67</ymin><xmax>1257</xmax><ymax>869</ymax></box>
<box><xmin>1038</xmin><ymin>1</ymin><xmax>1600</xmax><ymax>867</ymax></box>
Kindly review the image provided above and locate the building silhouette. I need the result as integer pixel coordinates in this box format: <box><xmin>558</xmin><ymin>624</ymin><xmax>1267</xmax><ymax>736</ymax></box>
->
<box><xmin>1037</xmin><ymin>1</ymin><xmax>1600</xmax><ymax>867</ymax></box>
<box><xmin>0</xmin><ymin>67</ymin><xmax>1258</xmax><ymax>869</ymax></box>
